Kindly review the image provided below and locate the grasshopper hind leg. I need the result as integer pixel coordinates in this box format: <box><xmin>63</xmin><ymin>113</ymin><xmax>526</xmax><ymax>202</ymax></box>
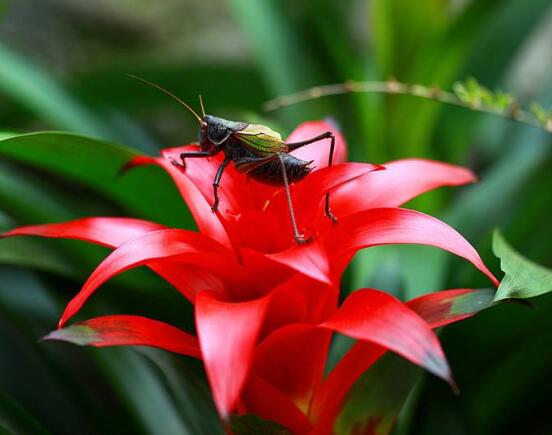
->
<box><xmin>286</xmin><ymin>131</ymin><xmax>337</xmax><ymax>223</ymax></box>
<box><xmin>278</xmin><ymin>153</ymin><xmax>310</xmax><ymax>244</ymax></box>
<box><xmin>324</xmin><ymin>133</ymin><xmax>337</xmax><ymax>222</ymax></box>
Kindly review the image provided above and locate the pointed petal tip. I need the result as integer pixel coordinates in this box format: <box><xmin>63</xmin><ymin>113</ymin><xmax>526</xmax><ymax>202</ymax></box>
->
<box><xmin>424</xmin><ymin>350</ymin><xmax>455</xmax><ymax>388</ymax></box>
<box><xmin>40</xmin><ymin>328</ymin><xmax>72</xmax><ymax>342</ymax></box>
<box><xmin>58</xmin><ymin>314</ymin><xmax>68</xmax><ymax>329</ymax></box>
<box><xmin>118</xmin><ymin>155</ymin><xmax>160</xmax><ymax>178</ymax></box>
<box><xmin>38</xmin><ymin>331</ymin><xmax>55</xmax><ymax>343</ymax></box>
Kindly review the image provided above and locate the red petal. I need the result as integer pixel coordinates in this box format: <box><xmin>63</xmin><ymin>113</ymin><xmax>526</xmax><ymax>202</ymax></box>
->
<box><xmin>58</xmin><ymin>229</ymin><xmax>237</xmax><ymax>327</ymax></box>
<box><xmin>287</xmin><ymin>162</ymin><xmax>384</xmax><ymax>232</ymax></box>
<box><xmin>161</xmin><ymin>146</ymin><xmax>245</xmax><ymax>209</ymax></box>
<box><xmin>313</xmin><ymin>288</ymin><xmax>494</xmax><ymax>427</ymax></box>
<box><xmin>267</xmin><ymin>239</ymin><xmax>331</xmax><ymax>285</ymax></box>
<box><xmin>331</xmin><ymin>158</ymin><xmax>476</xmax><ymax>216</ymax></box>
<box><xmin>125</xmin><ymin>154</ymin><xmax>234</xmax><ymax>249</ymax></box>
<box><xmin>287</xmin><ymin>120</ymin><xmax>347</xmax><ymax>169</ymax></box>
<box><xmin>321</xmin><ymin>289</ymin><xmax>452</xmax><ymax>384</ymax></box>
<box><xmin>310</xmin><ymin>341</ymin><xmax>385</xmax><ymax>429</ymax></box>
<box><xmin>259</xmin><ymin>271</ymin><xmax>338</xmax><ymax>340</ymax></box>
<box><xmin>325</xmin><ymin>208</ymin><xmax>499</xmax><ymax>286</ymax></box>
<box><xmin>242</xmin><ymin>375</ymin><xmax>312</xmax><ymax>435</ymax></box>
<box><xmin>253</xmin><ymin>324</ymin><xmax>332</xmax><ymax>415</ymax></box>
<box><xmin>43</xmin><ymin>315</ymin><xmax>201</xmax><ymax>358</ymax></box>
<box><xmin>408</xmin><ymin>288</ymin><xmax>495</xmax><ymax>328</ymax></box>
<box><xmin>2</xmin><ymin>217</ymin><xmax>166</xmax><ymax>248</ymax></box>
<box><xmin>2</xmin><ymin>218</ymin><xmax>227</xmax><ymax>302</ymax></box>
<box><xmin>195</xmin><ymin>291</ymin><xmax>271</xmax><ymax>418</ymax></box>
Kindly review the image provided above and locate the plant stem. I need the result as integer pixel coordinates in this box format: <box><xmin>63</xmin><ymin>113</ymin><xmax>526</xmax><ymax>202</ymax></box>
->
<box><xmin>263</xmin><ymin>79</ymin><xmax>552</xmax><ymax>134</ymax></box>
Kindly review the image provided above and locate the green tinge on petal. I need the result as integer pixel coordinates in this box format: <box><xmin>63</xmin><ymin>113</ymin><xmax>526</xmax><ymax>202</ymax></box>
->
<box><xmin>42</xmin><ymin>325</ymin><xmax>99</xmax><ymax>346</ymax></box>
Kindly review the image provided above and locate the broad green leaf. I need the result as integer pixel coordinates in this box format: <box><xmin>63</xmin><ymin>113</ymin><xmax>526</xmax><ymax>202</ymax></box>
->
<box><xmin>0</xmin><ymin>132</ymin><xmax>16</xmax><ymax>141</ymax></box>
<box><xmin>0</xmin><ymin>237</ymin><xmax>78</xmax><ymax>277</ymax></box>
<box><xmin>90</xmin><ymin>348</ymin><xmax>190</xmax><ymax>435</ymax></box>
<box><xmin>0</xmin><ymin>269</ymin><xmax>114</xmax><ymax>435</ymax></box>
<box><xmin>138</xmin><ymin>348</ymin><xmax>223</xmax><ymax>435</ymax></box>
<box><xmin>493</xmin><ymin>230</ymin><xmax>552</xmax><ymax>301</ymax></box>
<box><xmin>231</xmin><ymin>414</ymin><xmax>291</xmax><ymax>435</ymax></box>
<box><xmin>0</xmin><ymin>389</ymin><xmax>51</xmax><ymax>435</ymax></box>
<box><xmin>0</xmin><ymin>43</ymin><xmax>112</xmax><ymax>138</ymax></box>
<box><xmin>0</xmin><ymin>132</ymin><xmax>191</xmax><ymax>228</ymax></box>
<box><xmin>0</xmin><ymin>160</ymin><xmax>77</xmax><ymax>224</ymax></box>
<box><xmin>335</xmin><ymin>354</ymin><xmax>420</xmax><ymax>435</ymax></box>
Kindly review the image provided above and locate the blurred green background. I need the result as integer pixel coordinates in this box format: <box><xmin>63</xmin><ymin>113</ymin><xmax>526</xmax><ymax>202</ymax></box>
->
<box><xmin>0</xmin><ymin>0</ymin><xmax>551</xmax><ymax>434</ymax></box>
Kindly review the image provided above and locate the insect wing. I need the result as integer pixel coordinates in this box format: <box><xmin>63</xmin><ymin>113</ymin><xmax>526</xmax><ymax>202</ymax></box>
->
<box><xmin>233</xmin><ymin>155</ymin><xmax>277</xmax><ymax>174</ymax></box>
<box><xmin>234</xmin><ymin>124</ymin><xmax>287</xmax><ymax>155</ymax></box>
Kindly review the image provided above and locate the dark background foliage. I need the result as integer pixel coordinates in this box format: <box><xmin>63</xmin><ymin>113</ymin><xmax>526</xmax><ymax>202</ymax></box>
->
<box><xmin>0</xmin><ymin>1</ymin><xmax>551</xmax><ymax>434</ymax></box>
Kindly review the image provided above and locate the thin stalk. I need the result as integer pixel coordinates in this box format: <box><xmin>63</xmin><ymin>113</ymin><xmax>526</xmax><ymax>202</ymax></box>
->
<box><xmin>264</xmin><ymin>79</ymin><xmax>552</xmax><ymax>134</ymax></box>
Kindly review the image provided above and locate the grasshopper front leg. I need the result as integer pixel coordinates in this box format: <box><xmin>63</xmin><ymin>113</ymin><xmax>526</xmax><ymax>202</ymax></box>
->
<box><xmin>211</xmin><ymin>158</ymin><xmax>231</xmax><ymax>213</ymax></box>
<box><xmin>170</xmin><ymin>150</ymin><xmax>214</xmax><ymax>172</ymax></box>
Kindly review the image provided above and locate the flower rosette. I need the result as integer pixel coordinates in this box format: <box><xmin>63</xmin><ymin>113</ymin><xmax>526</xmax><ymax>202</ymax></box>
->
<box><xmin>2</xmin><ymin>120</ymin><xmax>499</xmax><ymax>433</ymax></box>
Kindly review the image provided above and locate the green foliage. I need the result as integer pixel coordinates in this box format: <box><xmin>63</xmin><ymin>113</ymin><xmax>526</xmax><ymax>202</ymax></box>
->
<box><xmin>453</xmin><ymin>77</ymin><xmax>514</xmax><ymax>111</ymax></box>
<box><xmin>0</xmin><ymin>44</ymin><xmax>112</xmax><ymax>139</ymax></box>
<box><xmin>335</xmin><ymin>354</ymin><xmax>420</xmax><ymax>435</ymax></box>
<box><xmin>493</xmin><ymin>230</ymin><xmax>552</xmax><ymax>301</ymax></box>
<box><xmin>529</xmin><ymin>102</ymin><xmax>552</xmax><ymax>131</ymax></box>
<box><xmin>0</xmin><ymin>132</ymin><xmax>191</xmax><ymax>228</ymax></box>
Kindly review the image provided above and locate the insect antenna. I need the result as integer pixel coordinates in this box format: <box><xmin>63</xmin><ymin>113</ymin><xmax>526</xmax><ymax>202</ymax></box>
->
<box><xmin>126</xmin><ymin>74</ymin><xmax>203</xmax><ymax>124</ymax></box>
<box><xmin>199</xmin><ymin>94</ymin><xmax>206</xmax><ymax>117</ymax></box>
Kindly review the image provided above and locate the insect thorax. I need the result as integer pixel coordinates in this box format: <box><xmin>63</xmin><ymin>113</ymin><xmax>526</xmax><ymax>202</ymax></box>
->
<box><xmin>201</xmin><ymin>115</ymin><xmax>247</xmax><ymax>147</ymax></box>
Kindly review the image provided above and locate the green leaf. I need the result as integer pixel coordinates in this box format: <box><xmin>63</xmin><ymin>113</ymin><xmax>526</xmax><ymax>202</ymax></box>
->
<box><xmin>334</xmin><ymin>353</ymin><xmax>420</xmax><ymax>435</ymax></box>
<box><xmin>0</xmin><ymin>132</ymin><xmax>191</xmax><ymax>228</ymax></box>
<box><xmin>230</xmin><ymin>414</ymin><xmax>291</xmax><ymax>435</ymax></box>
<box><xmin>493</xmin><ymin>230</ymin><xmax>552</xmax><ymax>301</ymax></box>
<box><xmin>90</xmin><ymin>348</ymin><xmax>190</xmax><ymax>435</ymax></box>
<box><xmin>0</xmin><ymin>43</ymin><xmax>112</xmax><ymax>138</ymax></box>
<box><xmin>0</xmin><ymin>160</ymin><xmax>77</xmax><ymax>224</ymax></box>
<box><xmin>0</xmin><ymin>389</ymin><xmax>51</xmax><ymax>435</ymax></box>
<box><xmin>137</xmin><ymin>348</ymin><xmax>224</xmax><ymax>435</ymax></box>
<box><xmin>0</xmin><ymin>237</ymin><xmax>78</xmax><ymax>278</ymax></box>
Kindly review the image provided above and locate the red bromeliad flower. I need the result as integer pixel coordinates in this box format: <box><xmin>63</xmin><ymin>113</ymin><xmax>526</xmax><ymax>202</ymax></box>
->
<box><xmin>2</xmin><ymin>121</ymin><xmax>499</xmax><ymax>433</ymax></box>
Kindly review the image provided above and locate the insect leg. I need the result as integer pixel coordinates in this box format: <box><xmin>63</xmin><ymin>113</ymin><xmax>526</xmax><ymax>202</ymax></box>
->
<box><xmin>324</xmin><ymin>134</ymin><xmax>337</xmax><ymax>222</ymax></box>
<box><xmin>286</xmin><ymin>131</ymin><xmax>337</xmax><ymax>222</ymax></box>
<box><xmin>278</xmin><ymin>153</ymin><xmax>309</xmax><ymax>244</ymax></box>
<box><xmin>171</xmin><ymin>150</ymin><xmax>213</xmax><ymax>171</ymax></box>
<box><xmin>211</xmin><ymin>157</ymin><xmax>231</xmax><ymax>213</ymax></box>
<box><xmin>285</xmin><ymin>131</ymin><xmax>333</xmax><ymax>151</ymax></box>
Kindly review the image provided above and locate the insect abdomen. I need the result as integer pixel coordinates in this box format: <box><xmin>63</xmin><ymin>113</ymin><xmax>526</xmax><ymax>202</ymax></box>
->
<box><xmin>240</xmin><ymin>154</ymin><xmax>313</xmax><ymax>186</ymax></box>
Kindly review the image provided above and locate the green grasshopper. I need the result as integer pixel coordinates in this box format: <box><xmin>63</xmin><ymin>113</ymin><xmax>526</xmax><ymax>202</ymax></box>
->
<box><xmin>130</xmin><ymin>75</ymin><xmax>336</xmax><ymax>244</ymax></box>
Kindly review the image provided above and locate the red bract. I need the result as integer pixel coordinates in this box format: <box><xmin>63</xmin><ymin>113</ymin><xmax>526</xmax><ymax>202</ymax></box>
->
<box><xmin>2</xmin><ymin>121</ymin><xmax>499</xmax><ymax>433</ymax></box>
